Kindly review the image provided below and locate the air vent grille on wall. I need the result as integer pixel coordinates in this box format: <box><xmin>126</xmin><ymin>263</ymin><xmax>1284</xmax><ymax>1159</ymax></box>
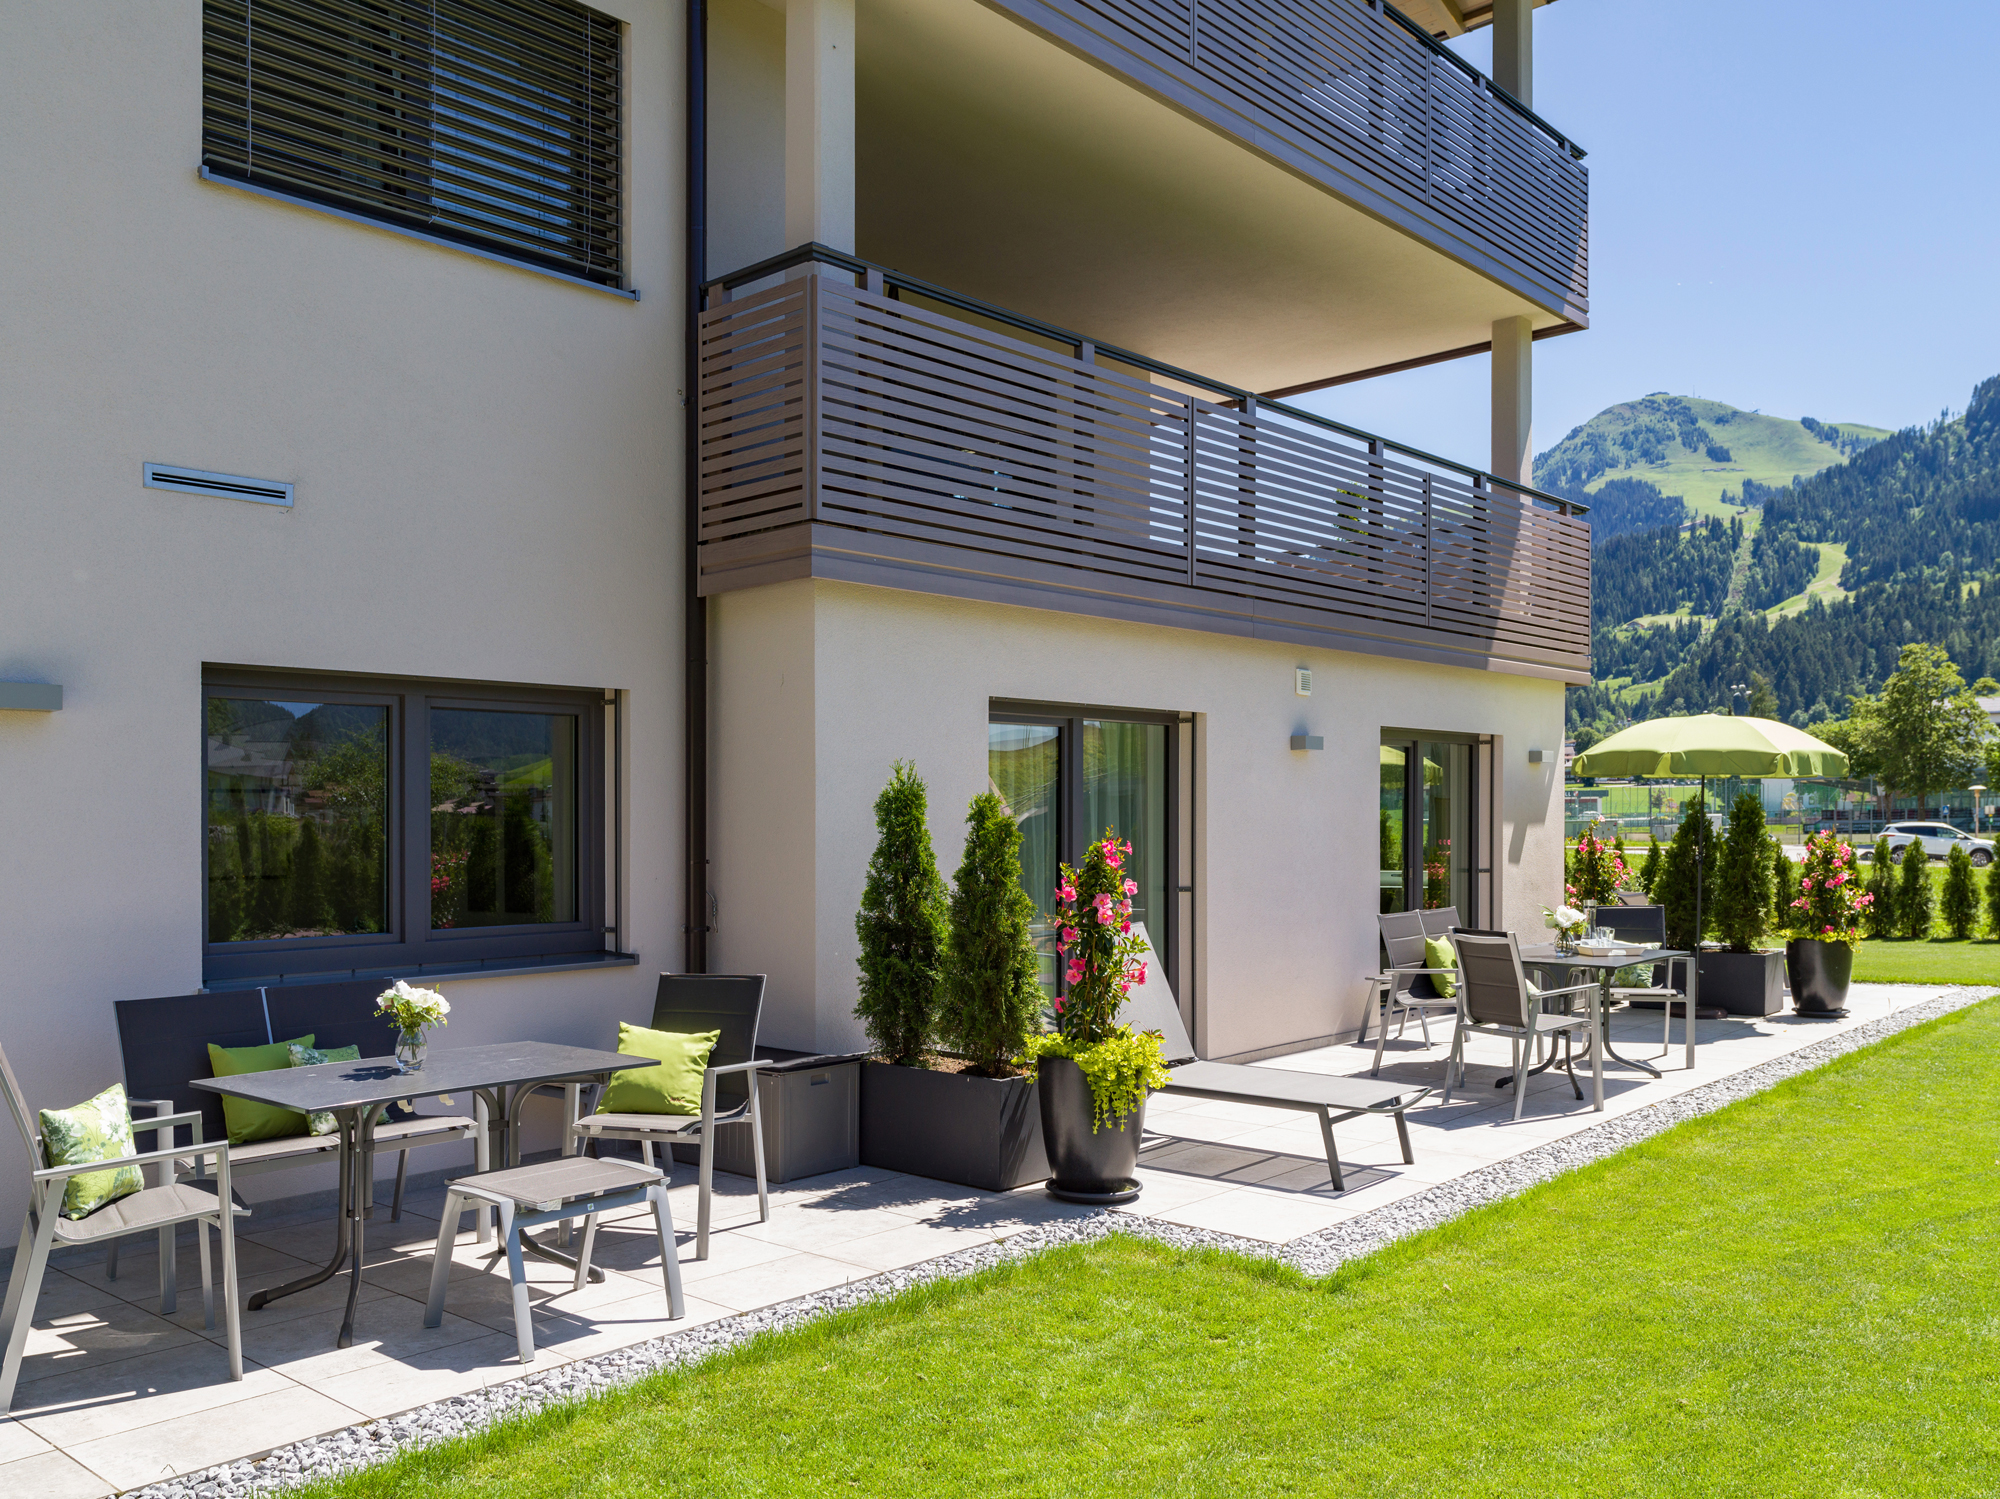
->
<box><xmin>143</xmin><ymin>464</ymin><xmax>294</xmax><ymax>507</ymax></box>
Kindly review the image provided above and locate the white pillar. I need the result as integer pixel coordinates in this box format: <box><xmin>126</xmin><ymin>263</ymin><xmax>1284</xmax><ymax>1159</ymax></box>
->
<box><xmin>1491</xmin><ymin>315</ymin><xmax>1533</xmax><ymax>489</ymax></box>
<box><xmin>1491</xmin><ymin>0</ymin><xmax>1533</xmax><ymax>107</ymax></box>
<box><xmin>785</xmin><ymin>0</ymin><xmax>855</xmax><ymax>254</ymax></box>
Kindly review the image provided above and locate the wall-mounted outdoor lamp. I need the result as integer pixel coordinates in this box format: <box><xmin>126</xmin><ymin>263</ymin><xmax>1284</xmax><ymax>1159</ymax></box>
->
<box><xmin>1527</xmin><ymin>748</ymin><xmax>1544</xmax><ymax>764</ymax></box>
<box><xmin>1289</xmin><ymin>734</ymin><xmax>1323</xmax><ymax>751</ymax></box>
<box><xmin>0</xmin><ymin>682</ymin><xmax>62</xmax><ymax>712</ymax></box>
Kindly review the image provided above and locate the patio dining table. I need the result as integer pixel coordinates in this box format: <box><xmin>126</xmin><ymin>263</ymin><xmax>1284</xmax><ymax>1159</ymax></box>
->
<box><xmin>1516</xmin><ymin>944</ymin><xmax>1692</xmax><ymax>1110</ymax></box>
<box><xmin>192</xmin><ymin>1040</ymin><xmax>656</xmax><ymax>1348</ymax></box>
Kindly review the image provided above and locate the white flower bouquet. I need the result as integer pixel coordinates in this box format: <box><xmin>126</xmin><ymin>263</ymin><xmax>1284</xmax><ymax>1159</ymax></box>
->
<box><xmin>375</xmin><ymin>979</ymin><xmax>450</xmax><ymax>1038</ymax></box>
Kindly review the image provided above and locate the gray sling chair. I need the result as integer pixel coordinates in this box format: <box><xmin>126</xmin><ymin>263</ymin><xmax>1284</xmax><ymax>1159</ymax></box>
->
<box><xmin>1589</xmin><ymin>904</ymin><xmax>1684</xmax><ymax>1053</ymax></box>
<box><xmin>1120</xmin><ymin>927</ymin><xmax>1427</xmax><ymax>1191</ymax></box>
<box><xmin>570</xmin><ymin>975</ymin><xmax>770</xmax><ymax>1260</ymax></box>
<box><xmin>1441</xmin><ymin>930</ymin><xmax>1599</xmax><ymax>1122</ymax></box>
<box><xmin>1361</xmin><ymin>908</ymin><xmax>1463</xmax><ymax>1077</ymax></box>
<box><xmin>0</xmin><ymin>1041</ymin><xmax>244</xmax><ymax>1410</ymax></box>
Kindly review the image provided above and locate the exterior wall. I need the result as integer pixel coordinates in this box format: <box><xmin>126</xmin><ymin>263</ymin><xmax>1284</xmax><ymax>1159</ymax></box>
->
<box><xmin>710</xmin><ymin>580</ymin><xmax>1566</xmax><ymax>1061</ymax></box>
<box><xmin>710</xmin><ymin>0</ymin><xmax>788</xmax><ymax>277</ymax></box>
<box><xmin>0</xmin><ymin>1</ymin><xmax>686</xmax><ymax>1220</ymax></box>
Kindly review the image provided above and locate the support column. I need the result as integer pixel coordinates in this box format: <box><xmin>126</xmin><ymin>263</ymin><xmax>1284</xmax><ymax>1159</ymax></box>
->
<box><xmin>1491</xmin><ymin>0</ymin><xmax>1533</xmax><ymax>107</ymax></box>
<box><xmin>785</xmin><ymin>0</ymin><xmax>855</xmax><ymax>254</ymax></box>
<box><xmin>1491</xmin><ymin>315</ymin><xmax>1533</xmax><ymax>490</ymax></box>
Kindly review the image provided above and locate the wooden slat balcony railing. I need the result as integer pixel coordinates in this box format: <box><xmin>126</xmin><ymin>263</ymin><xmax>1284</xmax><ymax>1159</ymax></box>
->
<box><xmin>697</xmin><ymin>248</ymin><xmax>1592</xmax><ymax>683</ymax></box>
<box><xmin>992</xmin><ymin>0</ymin><xmax>1589</xmax><ymax>319</ymax></box>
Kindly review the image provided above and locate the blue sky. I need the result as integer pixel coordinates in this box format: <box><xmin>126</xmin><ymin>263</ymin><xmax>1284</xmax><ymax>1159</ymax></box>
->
<box><xmin>1295</xmin><ymin>0</ymin><xmax>2000</xmax><ymax>476</ymax></box>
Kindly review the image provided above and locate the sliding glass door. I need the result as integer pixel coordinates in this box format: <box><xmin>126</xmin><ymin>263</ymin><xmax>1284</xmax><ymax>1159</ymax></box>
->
<box><xmin>990</xmin><ymin>706</ymin><xmax>1176</xmax><ymax>995</ymax></box>
<box><xmin>1380</xmin><ymin>734</ymin><xmax>1478</xmax><ymax>917</ymax></box>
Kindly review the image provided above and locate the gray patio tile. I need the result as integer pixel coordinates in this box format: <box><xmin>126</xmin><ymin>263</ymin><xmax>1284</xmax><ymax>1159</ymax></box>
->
<box><xmin>11</xmin><ymin>1270</ymin><xmax>128</xmax><ymax>1323</ymax></box>
<box><xmin>688</xmin><ymin>1251</ymin><xmax>868</xmax><ymax>1313</ymax></box>
<box><xmin>0</xmin><ymin>1448</ymin><xmax>116</xmax><ymax>1499</ymax></box>
<box><xmin>1121</xmin><ymin>1168</ymin><xmax>1234</xmax><ymax>1216</ymax></box>
<box><xmin>826</xmin><ymin>1220</ymin><xmax>1000</xmax><ymax>1273</ymax></box>
<box><xmin>10</xmin><ymin>1298</ymin><xmax>203</xmax><ymax>1390</ymax></box>
<box><xmin>217</xmin><ymin>1296</ymin><xmax>499</xmax><ymax>1383</ymax></box>
<box><xmin>308</xmin><ymin>1329</ymin><xmax>562</xmax><ymax>1419</ymax></box>
<box><xmin>735</xmin><ymin>1204</ymin><xmax>925</xmax><ymax>1252</ymax></box>
<box><xmin>0</xmin><ymin>1415</ymin><xmax>56</xmax><ymax>1463</ymax></box>
<box><xmin>50</xmin><ymin>1236</ymin><xmax>314</xmax><ymax>1310</ymax></box>
<box><xmin>1144</xmin><ymin>1185</ymin><xmax>1357</xmax><ymax>1244</ymax></box>
<box><xmin>12</xmin><ymin>1342</ymin><xmax>294</xmax><ymax>1448</ymax></box>
<box><xmin>65</xmin><ymin>1385</ymin><xmax>360</xmax><ymax>1491</ymax></box>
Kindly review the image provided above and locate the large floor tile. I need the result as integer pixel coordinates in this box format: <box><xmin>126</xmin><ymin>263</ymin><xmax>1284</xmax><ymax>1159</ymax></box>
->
<box><xmin>0</xmin><ymin>1448</ymin><xmax>116</xmax><ymax>1499</ymax></box>
<box><xmin>10</xmin><ymin>1298</ymin><xmax>202</xmax><ymax>1390</ymax></box>
<box><xmin>687</xmin><ymin>1251</ymin><xmax>867</xmax><ymax>1313</ymax></box>
<box><xmin>826</xmin><ymin>1220</ymin><xmax>998</xmax><ymax>1273</ymax></box>
<box><xmin>0</xmin><ymin>1416</ymin><xmax>56</xmax><ymax>1464</ymax></box>
<box><xmin>308</xmin><ymin>1329</ymin><xmax>559</xmax><ymax>1419</ymax></box>
<box><xmin>14</xmin><ymin>1343</ymin><xmax>292</xmax><ymax>1448</ymax></box>
<box><xmin>1145</xmin><ymin>1185</ymin><xmax>1353</xmax><ymax>1244</ymax></box>
<box><xmin>219</xmin><ymin>1296</ymin><xmax>500</xmax><ymax>1383</ymax></box>
<box><xmin>66</xmin><ymin>1385</ymin><xmax>360</xmax><ymax>1490</ymax></box>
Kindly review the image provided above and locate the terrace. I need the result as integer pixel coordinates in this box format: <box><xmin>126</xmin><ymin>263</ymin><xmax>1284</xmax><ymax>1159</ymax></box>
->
<box><xmin>1</xmin><ymin>982</ymin><xmax>1966</xmax><ymax>1495</ymax></box>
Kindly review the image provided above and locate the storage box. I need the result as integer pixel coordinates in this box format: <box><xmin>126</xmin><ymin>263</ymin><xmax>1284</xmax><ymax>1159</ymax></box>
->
<box><xmin>675</xmin><ymin>1047</ymin><xmax>866</xmax><ymax>1184</ymax></box>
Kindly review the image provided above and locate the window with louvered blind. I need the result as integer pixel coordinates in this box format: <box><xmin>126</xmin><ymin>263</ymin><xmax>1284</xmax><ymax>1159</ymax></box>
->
<box><xmin>202</xmin><ymin>0</ymin><xmax>624</xmax><ymax>288</ymax></box>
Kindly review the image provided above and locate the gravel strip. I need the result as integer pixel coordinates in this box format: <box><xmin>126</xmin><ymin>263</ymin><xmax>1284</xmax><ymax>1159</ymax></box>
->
<box><xmin>131</xmin><ymin>986</ymin><xmax>1991</xmax><ymax>1498</ymax></box>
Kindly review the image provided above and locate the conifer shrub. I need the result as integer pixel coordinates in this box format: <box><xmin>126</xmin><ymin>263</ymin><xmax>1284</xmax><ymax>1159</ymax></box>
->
<box><xmin>1895</xmin><ymin>839</ymin><xmax>1935</xmax><ymax>940</ymax></box>
<box><xmin>1940</xmin><ymin>843</ymin><xmax>1980</xmax><ymax>940</ymax></box>
<box><xmin>1769</xmin><ymin>835</ymin><xmax>1801</xmax><ymax>928</ymax></box>
<box><xmin>1639</xmin><ymin>839</ymin><xmax>1663</xmax><ymax>897</ymax></box>
<box><xmin>937</xmin><ymin>792</ymin><xmax>1043</xmax><ymax>1076</ymax></box>
<box><xmin>1862</xmin><ymin>837</ymin><xmax>1898</xmax><ymax>939</ymax></box>
<box><xmin>1987</xmin><ymin>853</ymin><xmax>2000</xmax><ymax>943</ymax></box>
<box><xmin>1712</xmin><ymin>793</ymin><xmax>1772</xmax><ymax>953</ymax></box>
<box><xmin>1655</xmin><ymin>799</ymin><xmax>1715</xmax><ymax>952</ymax></box>
<box><xmin>854</xmin><ymin>761</ymin><xmax>948</xmax><ymax>1066</ymax></box>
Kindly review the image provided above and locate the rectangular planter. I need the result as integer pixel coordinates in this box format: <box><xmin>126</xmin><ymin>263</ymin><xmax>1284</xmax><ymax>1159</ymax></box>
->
<box><xmin>858</xmin><ymin>1061</ymin><xmax>1047</xmax><ymax>1192</ymax></box>
<box><xmin>1696</xmin><ymin>949</ymin><xmax>1787</xmax><ymax>1017</ymax></box>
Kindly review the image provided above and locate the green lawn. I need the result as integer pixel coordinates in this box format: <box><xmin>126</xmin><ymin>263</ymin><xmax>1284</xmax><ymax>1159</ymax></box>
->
<box><xmin>1853</xmin><ymin>937</ymin><xmax>2000</xmax><ymax>985</ymax></box>
<box><xmin>307</xmin><ymin>1002</ymin><xmax>2000</xmax><ymax>1498</ymax></box>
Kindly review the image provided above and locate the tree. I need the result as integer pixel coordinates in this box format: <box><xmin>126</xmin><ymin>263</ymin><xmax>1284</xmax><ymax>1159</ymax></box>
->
<box><xmin>1940</xmin><ymin>844</ymin><xmax>1980</xmax><ymax>940</ymax></box>
<box><xmin>1769</xmin><ymin>834</ymin><xmax>1800</xmax><ymax>928</ymax></box>
<box><xmin>1871</xmin><ymin>644</ymin><xmax>1991</xmax><ymax>817</ymax></box>
<box><xmin>1712</xmin><ymin>793</ymin><xmax>1772</xmax><ymax>953</ymax></box>
<box><xmin>854</xmin><ymin>761</ymin><xmax>948</xmax><ymax>1066</ymax></box>
<box><xmin>1639</xmin><ymin>839</ymin><xmax>1663</xmax><ymax>897</ymax></box>
<box><xmin>936</xmin><ymin>792</ymin><xmax>1042</xmax><ymax>1076</ymax></box>
<box><xmin>1655</xmin><ymin>798</ymin><xmax>1715</xmax><ymax>952</ymax></box>
<box><xmin>1862</xmin><ymin>837</ymin><xmax>1898</xmax><ymax>940</ymax></box>
<box><xmin>288</xmin><ymin>817</ymin><xmax>328</xmax><ymax>934</ymax></box>
<box><xmin>1988</xmin><ymin>852</ymin><xmax>2000</xmax><ymax>943</ymax></box>
<box><xmin>1747</xmin><ymin>672</ymin><xmax>1780</xmax><ymax>720</ymax></box>
<box><xmin>1895</xmin><ymin>835</ymin><xmax>1935</xmax><ymax>940</ymax></box>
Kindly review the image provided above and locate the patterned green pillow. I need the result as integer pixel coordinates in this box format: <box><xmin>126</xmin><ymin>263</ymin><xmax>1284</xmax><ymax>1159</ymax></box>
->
<box><xmin>40</xmin><ymin>1083</ymin><xmax>144</xmax><ymax>1220</ymax></box>
<box><xmin>287</xmin><ymin>1043</ymin><xmax>361</xmax><ymax>1136</ymax></box>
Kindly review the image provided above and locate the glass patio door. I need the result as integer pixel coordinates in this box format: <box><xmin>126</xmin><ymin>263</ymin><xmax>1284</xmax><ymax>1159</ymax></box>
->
<box><xmin>1381</xmin><ymin>736</ymin><xmax>1475</xmax><ymax>916</ymax></box>
<box><xmin>989</xmin><ymin>709</ymin><xmax>1174</xmax><ymax>995</ymax></box>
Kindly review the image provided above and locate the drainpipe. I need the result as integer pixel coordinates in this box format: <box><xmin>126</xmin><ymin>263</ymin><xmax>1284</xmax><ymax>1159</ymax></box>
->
<box><xmin>684</xmin><ymin>0</ymin><xmax>710</xmax><ymax>973</ymax></box>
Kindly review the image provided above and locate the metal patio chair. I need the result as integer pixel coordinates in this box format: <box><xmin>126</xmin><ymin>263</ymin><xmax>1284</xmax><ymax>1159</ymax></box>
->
<box><xmin>0</xmin><ymin>1041</ymin><xmax>244</xmax><ymax>1410</ymax></box>
<box><xmin>1591</xmin><ymin>904</ymin><xmax>1681</xmax><ymax>1054</ymax></box>
<box><xmin>1362</xmin><ymin>907</ymin><xmax>1463</xmax><ymax>1076</ymax></box>
<box><xmin>571</xmin><ymin>974</ymin><xmax>770</xmax><ymax>1259</ymax></box>
<box><xmin>1442</xmin><ymin>930</ymin><xmax>1598</xmax><ymax>1122</ymax></box>
<box><xmin>427</xmin><ymin>1154</ymin><xmax>684</xmax><ymax>1365</ymax></box>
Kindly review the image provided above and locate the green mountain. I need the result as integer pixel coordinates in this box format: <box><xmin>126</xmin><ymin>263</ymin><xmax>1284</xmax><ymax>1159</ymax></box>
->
<box><xmin>1569</xmin><ymin>375</ymin><xmax>2000</xmax><ymax>736</ymax></box>
<box><xmin>1538</xmin><ymin>394</ymin><xmax>1889</xmax><ymax>531</ymax></box>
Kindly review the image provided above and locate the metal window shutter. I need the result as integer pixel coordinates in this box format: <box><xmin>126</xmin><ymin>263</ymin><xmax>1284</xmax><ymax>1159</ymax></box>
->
<box><xmin>202</xmin><ymin>0</ymin><xmax>623</xmax><ymax>286</ymax></box>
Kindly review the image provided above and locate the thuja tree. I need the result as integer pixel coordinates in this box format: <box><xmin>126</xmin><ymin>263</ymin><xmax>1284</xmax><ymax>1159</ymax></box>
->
<box><xmin>1987</xmin><ymin>851</ymin><xmax>2000</xmax><ymax>941</ymax></box>
<box><xmin>1711</xmin><ymin>794</ymin><xmax>1772</xmax><ymax>953</ymax></box>
<box><xmin>1940</xmin><ymin>843</ymin><xmax>1980</xmax><ymax>940</ymax></box>
<box><xmin>936</xmin><ymin>792</ymin><xmax>1041</xmax><ymax>1075</ymax></box>
<box><xmin>1655</xmin><ymin>798</ymin><xmax>1716</xmax><ymax>952</ymax></box>
<box><xmin>1862</xmin><ymin>838</ymin><xmax>1898</xmax><ymax>940</ymax></box>
<box><xmin>1639</xmin><ymin>839</ymin><xmax>1663</xmax><ymax>897</ymax></box>
<box><xmin>1769</xmin><ymin>834</ymin><xmax>1801</xmax><ymax>927</ymax></box>
<box><xmin>1895</xmin><ymin>840</ymin><xmax>1935</xmax><ymax>940</ymax></box>
<box><xmin>854</xmin><ymin>761</ymin><xmax>948</xmax><ymax>1065</ymax></box>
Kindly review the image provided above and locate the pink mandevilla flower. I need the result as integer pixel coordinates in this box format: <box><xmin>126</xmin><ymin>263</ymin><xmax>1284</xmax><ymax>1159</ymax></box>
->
<box><xmin>1124</xmin><ymin>878</ymin><xmax>1138</xmax><ymax>896</ymax></box>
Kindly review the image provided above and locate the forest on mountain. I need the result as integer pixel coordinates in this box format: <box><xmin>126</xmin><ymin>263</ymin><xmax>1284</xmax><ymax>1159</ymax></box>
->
<box><xmin>1566</xmin><ymin>374</ymin><xmax>2000</xmax><ymax>735</ymax></box>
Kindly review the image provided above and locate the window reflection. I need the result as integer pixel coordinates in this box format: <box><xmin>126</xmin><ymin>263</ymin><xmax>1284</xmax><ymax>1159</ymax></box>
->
<box><xmin>988</xmin><ymin>722</ymin><xmax>1061</xmax><ymax>992</ymax></box>
<box><xmin>429</xmin><ymin>709</ymin><xmax>578</xmax><ymax>929</ymax></box>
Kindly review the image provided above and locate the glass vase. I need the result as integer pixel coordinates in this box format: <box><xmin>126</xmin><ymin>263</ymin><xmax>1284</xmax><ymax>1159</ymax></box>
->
<box><xmin>395</xmin><ymin>1029</ymin><xmax>427</xmax><ymax>1074</ymax></box>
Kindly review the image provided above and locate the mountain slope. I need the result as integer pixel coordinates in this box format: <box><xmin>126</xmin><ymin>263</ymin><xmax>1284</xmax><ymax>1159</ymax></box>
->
<box><xmin>1538</xmin><ymin>394</ymin><xmax>1888</xmax><ymax>527</ymax></box>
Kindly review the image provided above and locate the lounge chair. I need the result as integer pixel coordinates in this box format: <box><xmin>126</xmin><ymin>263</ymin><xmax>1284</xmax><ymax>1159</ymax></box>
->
<box><xmin>1119</xmin><ymin>928</ymin><xmax>1427</xmax><ymax>1191</ymax></box>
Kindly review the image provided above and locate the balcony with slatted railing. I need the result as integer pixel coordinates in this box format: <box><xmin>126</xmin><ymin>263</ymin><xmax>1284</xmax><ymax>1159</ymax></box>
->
<box><xmin>696</xmin><ymin>249</ymin><xmax>1592</xmax><ymax>683</ymax></box>
<box><xmin>986</xmin><ymin>0</ymin><xmax>1588</xmax><ymax>324</ymax></box>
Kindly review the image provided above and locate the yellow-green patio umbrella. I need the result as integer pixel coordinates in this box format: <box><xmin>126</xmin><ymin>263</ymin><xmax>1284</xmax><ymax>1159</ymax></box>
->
<box><xmin>1570</xmin><ymin>714</ymin><xmax>1848</xmax><ymax>1054</ymax></box>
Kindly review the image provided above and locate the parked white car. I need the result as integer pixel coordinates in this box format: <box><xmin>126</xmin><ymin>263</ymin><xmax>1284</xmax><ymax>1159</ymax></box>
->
<box><xmin>1882</xmin><ymin>821</ymin><xmax>1995</xmax><ymax>866</ymax></box>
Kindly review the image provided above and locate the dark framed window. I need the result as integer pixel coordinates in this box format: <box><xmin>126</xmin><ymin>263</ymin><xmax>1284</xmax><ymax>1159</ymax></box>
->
<box><xmin>1378</xmin><ymin>729</ymin><xmax>1489</xmax><ymax>921</ymax></box>
<box><xmin>201</xmin><ymin>0</ymin><xmax>626</xmax><ymax>288</ymax></box>
<box><xmin>988</xmin><ymin>701</ymin><xmax>1180</xmax><ymax>997</ymax></box>
<box><xmin>203</xmin><ymin>667</ymin><xmax>611</xmax><ymax>984</ymax></box>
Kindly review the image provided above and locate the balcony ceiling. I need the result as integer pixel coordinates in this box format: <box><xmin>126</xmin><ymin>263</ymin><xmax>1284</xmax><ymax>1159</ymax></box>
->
<box><xmin>1398</xmin><ymin>0</ymin><xmax>1557</xmax><ymax>40</ymax></box>
<box><xmin>856</xmin><ymin>0</ymin><xmax>1571</xmax><ymax>397</ymax></box>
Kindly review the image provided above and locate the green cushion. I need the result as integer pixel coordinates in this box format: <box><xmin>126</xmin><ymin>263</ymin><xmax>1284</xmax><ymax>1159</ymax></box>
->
<box><xmin>288</xmin><ymin>1043</ymin><xmax>362</xmax><ymax>1136</ymax></box>
<box><xmin>207</xmin><ymin>1034</ymin><xmax>315</xmax><ymax>1145</ymax></box>
<box><xmin>597</xmin><ymin>1023</ymin><xmax>720</xmax><ymax>1116</ymax></box>
<box><xmin>1423</xmin><ymin>936</ymin><xmax>1458</xmax><ymax>999</ymax></box>
<box><xmin>41</xmin><ymin>1083</ymin><xmax>143</xmax><ymax>1220</ymax></box>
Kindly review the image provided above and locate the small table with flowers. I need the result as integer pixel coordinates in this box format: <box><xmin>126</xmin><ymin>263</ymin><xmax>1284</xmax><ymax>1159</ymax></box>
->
<box><xmin>1516</xmin><ymin>944</ymin><xmax>1692</xmax><ymax>1108</ymax></box>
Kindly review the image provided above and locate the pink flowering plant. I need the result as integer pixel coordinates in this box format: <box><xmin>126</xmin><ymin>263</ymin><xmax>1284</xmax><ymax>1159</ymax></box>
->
<box><xmin>1787</xmin><ymin>830</ymin><xmax>1871</xmax><ymax>946</ymax></box>
<box><xmin>1566</xmin><ymin>822</ymin><xmax>1629</xmax><ymax>908</ymax></box>
<box><xmin>1015</xmin><ymin>832</ymin><xmax>1168</xmax><ymax>1131</ymax></box>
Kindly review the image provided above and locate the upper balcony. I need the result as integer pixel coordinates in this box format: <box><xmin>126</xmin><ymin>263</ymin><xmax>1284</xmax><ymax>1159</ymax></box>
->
<box><xmin>975</xmin><ymin>0</ymin><xmax>1589</xmax><ymax>335</ymax></box>
<box><xmin>696</xmin><ymin>249</ymin><xmax>1591</xmax><ymax>683</ymax></box>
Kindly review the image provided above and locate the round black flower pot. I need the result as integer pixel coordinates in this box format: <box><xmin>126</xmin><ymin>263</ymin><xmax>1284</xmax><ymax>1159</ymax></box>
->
<box><xmin>1037</xmin><ymin>1055</ymin><xmax>1144</xmax><ymax>1204</ymax></box>
<box><xmin>1786</xmin><ymin>937</ymin><xmax>1854</xmax><ymax>1017</ymax></box>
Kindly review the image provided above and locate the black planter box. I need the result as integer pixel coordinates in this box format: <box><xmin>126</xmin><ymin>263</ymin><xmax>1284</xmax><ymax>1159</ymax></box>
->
<box><xmin>859</xmin><ymin>1062</ymin><xmax>1047</xmax><ymax>1191</ymax></box>
<box><xmin>1696</xmin><ymin>949</ymin><xmax>1787</xmax><ymax>1017</ymax></box>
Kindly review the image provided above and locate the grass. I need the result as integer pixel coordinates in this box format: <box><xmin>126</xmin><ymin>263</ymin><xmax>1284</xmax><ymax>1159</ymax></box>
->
<box><xmin>1853</xmin><ymin>937</ymin><xmax>2000</xmax><ymax>985</ymax></box>
<box><xmin>303</xmin><ymin>1002</ymin><xmax>2000</xmax><ymax>1498</ymax></box>
<box><xmin>1766</xmin><ymin>540</ymin><xmax>1850</xmax><ymax>619</ymax></box>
